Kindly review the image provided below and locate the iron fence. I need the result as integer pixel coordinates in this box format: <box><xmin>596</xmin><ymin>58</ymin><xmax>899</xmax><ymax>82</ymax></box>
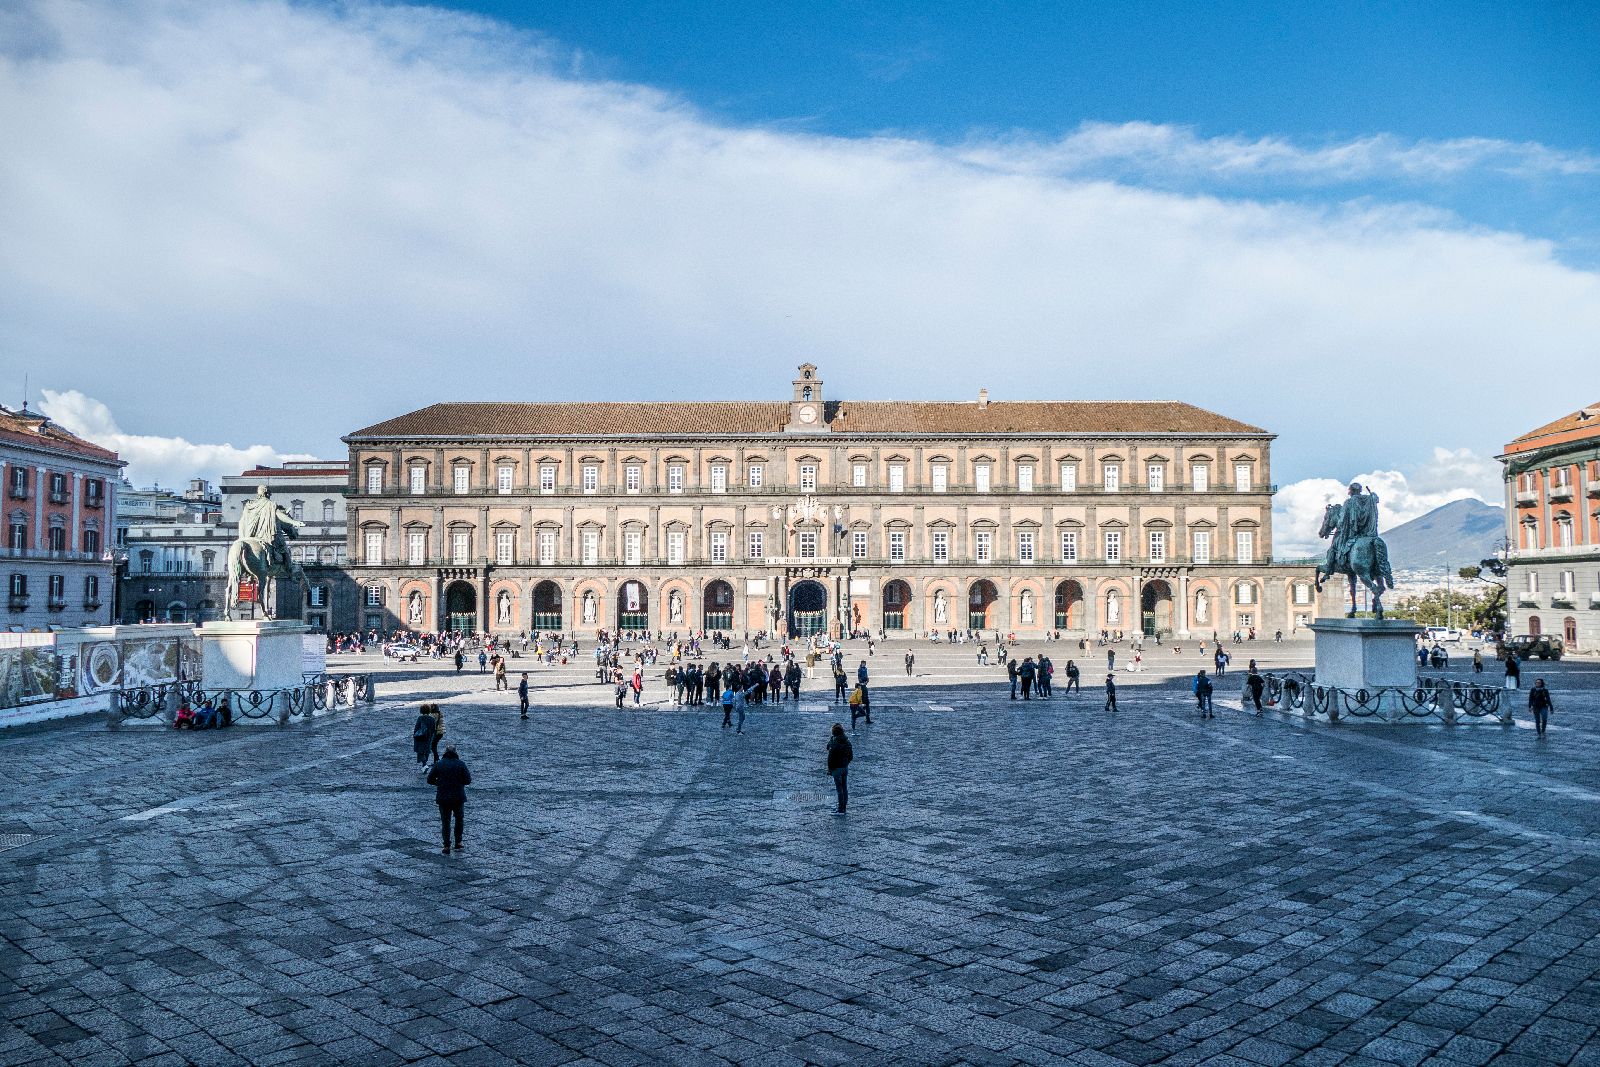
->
<box><xmin>1244</xmin><ymin>671</ymin><xmax>1510</xmax><ymax>725</ymax></box>
<box><xmin>108</xmin><ymin>674</ymin><xmax>375</xmax><ymax>728</ymax></box>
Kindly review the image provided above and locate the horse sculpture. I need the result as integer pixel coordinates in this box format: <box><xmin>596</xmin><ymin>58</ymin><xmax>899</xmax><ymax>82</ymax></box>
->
<box><xmin>224</xmin><ymin>485</ymin><xmax>308</xmax><ymax>621</ymax></box>
<box><xmin>1314</xmin><ymin>487</ymin><xmax>1395</xmax><ymax>619</ymax></box>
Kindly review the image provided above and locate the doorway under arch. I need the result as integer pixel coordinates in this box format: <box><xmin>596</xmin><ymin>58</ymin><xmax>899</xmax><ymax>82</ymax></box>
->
<box><xmin>1054</xmin><ymin>580</ymin><xmax>1084</xmax><ymax>630</ymax></box>
<box><xmin>968</xmin><ymin>580</ymin><xmax>998</xmax><ymax>630</ymax></box>
<box><xmin>1141</xmin><ymin>580</ymin><xmax>1174</xmax><ymax>636</ymax></box>
<box><xmin>445</xmin><ymin>581</ymin><xmax>477</xmax><ymax>634</ymax></box>
<box><xmin>788</xmin><ymin>579</ymin><xmax>828</xmax><ymax>637</ymax></box>
<box><xmin>1528</xmin><ymin>615</ymin><xmax>1542</xmax><ymax>636</ymax></box>
<box><xmin>703</xmin><ymin>580</ymin><xmax>734</xmax><ymax>631</ymax></box>
<box><xmin>618</xmin><ymin>580</ymin><xmax>650</xmax><ymax>632</ymax></box>
<box><xmin>532</xmin><ymin>581</ymin><xmax>562</xmax><ymax>630</ymax></box>
<box><xmin>1563</xmin><ymin>616</ymin><xmax>1577</xmax><ymax>648</ymax></box>
<box><xmin>882</xmin><ymin>579</ymin><xmax>911</xmax><ymax>631</ymax></box>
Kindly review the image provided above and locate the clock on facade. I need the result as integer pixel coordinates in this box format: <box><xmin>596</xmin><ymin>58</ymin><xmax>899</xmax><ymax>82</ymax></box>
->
<box><xmin>798</xmin><ymin>404</ymin><xmax>818</xmax><ymax>424</ymax></box>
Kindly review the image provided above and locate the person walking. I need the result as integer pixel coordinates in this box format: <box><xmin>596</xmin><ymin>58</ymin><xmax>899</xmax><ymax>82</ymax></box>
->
<box><xmin>1528</xmin><ymin>679</ymin><xmax>1553</xmax><ymax>735</ymax></box>
<box><xmin>1107</xmin><ymin>648</ymin><xmax>1116</xmax><ymax>672</ymax></box>
<box><xmin>494</xmin><ymin>658</ymin><xmax>508</xmax><ymax>691</ymax></box>
<box><xmin>631</xmin><ymin>666</ymin><xmax>644</xmax><ymax>706</ymax></box>
<box><xmin>1104</xmin><ymin>672</ymin><xmax>1118</xmax><ymax>711</ymax></box>
<box><xmin>517</xmin><ymin>673</ymin><xmax>530</xmax><ymax>720</ymax></box>
<box><xmin>1245</xmin><ymin>663</ymin><xmax>1265</xmax><ymax>713</ymax></box>
<box><xmin>826</xmin><ymin>724</ymin><xmax>853</xmax><ymax>814</ymax></box>
<box><xmin>427</xmin><ymin>746</ymin><xmax>472</xmax><ymax>854</ymax></box>
<box><xmin>1063</xmin><ymin>659</ymin><xmax>1080</xmax><ymax>694</ymax></box>
<box><xmin>477</xmin><ymin>649</ymin><xmax>488</xmax><ymax>674</ymax></box>
<box><xmin>1007</xmin><ymin>658</ymin><xmax>1019</xmax><ymax>700</ymax></box>
<box><xmin>1504</xmin><ymin>651</ymin><xmax>1522</xmax><ymax>691</ymax></box>
<box><xmin>721</xmin><ymin>684</ymin><xmax>736</xmax><ymax>728</ymax></box>
<box><xmin>1472</xmin><ymin>648</ymin><xmax>1484</xmax><ymax>674</ymax></box>
<box><xmin>1194</xmin><ymin>670</ymin><xmax>1215</xmax><ymax>718</ymax></box>
<box><xmin>733</xmin><ymin>685</ymin><xmax>749</xmax><ymax>734</ymax></box>
<box><xmin>904</xmin><ymin>650</ymin><xmax>915</xmax><ymax>676</ymax></box>
<box><xmin>849</xmin><ymin>682</ymin><xmax>872</xmax><ymax>727</ymax></box>
<box><xmin>453</xmin><ymin>649</ymin><xmax>464</xmax><ymax>674</ymax></box>
<box><xmin>833</xmin><ymin>660</ymin><xmax>849</xmax><ymax>704</ymax></box>
<box><xmin>412</xmin><ymin>706</ymin><xmax>436</xmax><ymax>767</ymax></box>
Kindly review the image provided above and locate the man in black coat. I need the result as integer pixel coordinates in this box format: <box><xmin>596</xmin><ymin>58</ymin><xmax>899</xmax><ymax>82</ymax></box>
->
<box><xmin>427</xmin><ymin>747</ymin><xmax>473</xmax><ymax>854</ymax></box>
<box><xmin>826</xmin><ymin>723</ymin><xmax>853</xmax><ymax>814</ymax></box>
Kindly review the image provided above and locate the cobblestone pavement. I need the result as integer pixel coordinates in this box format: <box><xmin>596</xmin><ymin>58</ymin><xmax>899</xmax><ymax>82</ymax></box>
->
<box><xmin>3</xmin><ymin>640</ymin><xmax>1599</xmax><ymax>1066</ymax></box>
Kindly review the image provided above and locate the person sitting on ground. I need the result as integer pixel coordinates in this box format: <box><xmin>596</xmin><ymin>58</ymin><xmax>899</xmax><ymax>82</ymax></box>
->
<box><xmin>174</xmin><ymin>702</ymin><xmax>196</xmax><ymax>729</ymax></box>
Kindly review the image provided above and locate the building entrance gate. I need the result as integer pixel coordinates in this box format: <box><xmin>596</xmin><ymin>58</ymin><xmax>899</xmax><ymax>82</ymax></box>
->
<box><xmin>1141</xmin><ymin>580</ymin><xmax>1174</xmax><ymax>637</ymax></box>
<box><xmin>788</xmin><ymin>579</ymin><xmax>828</xmax><ymax>637</ymax></box>
<box><xmin>445</xmin><ymin>581</ymin><xmax>477</xmax><ymax>634</ymax></box>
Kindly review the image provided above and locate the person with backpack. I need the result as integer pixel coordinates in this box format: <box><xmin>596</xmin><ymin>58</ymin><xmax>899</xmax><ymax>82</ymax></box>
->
<box><xmin>1528</xmin><ymin>679</ymin><xmax>1553</xmax><ymax>735</ymax></box>
<box><xmin>849</xmin><ymin>682</ymin><xmax>872</xmax><ymax>727</ymax></box>
<box><xmin>1019</xmin><ymin>657</ymin><xmax>1037</xmax><ymax>700</ymax></box>
<box><xmin>1038</xmin><ymin>655</ymin><xmax>1053</xmax><ymax>697</ymax></box>
<box><xmin>1194</xmin><ymin>670</ymin><xmax>1215</xmax><ymax>719</ymax></box>
<box><xmin>412</xmin><ymin>705</ymin><xmax>438</xmax><ymax>769</ymax></box>
<box><xmin>427</xmin><ymin>746</ymin><xmax>472</xmax><ymax>854</ymax></box>
<box><xmin>826</xmin><ymin>723</ymin><xmax>853</xmax><ymax>814</ymax></box>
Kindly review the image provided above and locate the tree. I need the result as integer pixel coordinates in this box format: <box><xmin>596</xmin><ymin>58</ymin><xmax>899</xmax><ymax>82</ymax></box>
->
<box><xmin>1456</xmin><ymin>541</ymin><xmax>1509</xmax><ymax>635</ymax></box>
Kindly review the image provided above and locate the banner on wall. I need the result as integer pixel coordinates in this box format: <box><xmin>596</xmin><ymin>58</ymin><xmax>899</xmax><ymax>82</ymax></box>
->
<box><xmin>624</xmin><ymin>582</ymin><xmax>641</xmax><ymax>612</ymax></box>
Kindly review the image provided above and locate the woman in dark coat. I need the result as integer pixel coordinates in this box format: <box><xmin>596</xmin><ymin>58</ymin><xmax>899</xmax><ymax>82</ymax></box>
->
<box><xmin>412</xmin><ymin>705</ymin><xmax>438</xmax><ymax>768</ymax></box>
<box><xmin>826</xmin><ymin>723</ymin><xmax>853</xmax><ymax>814</ymax></box>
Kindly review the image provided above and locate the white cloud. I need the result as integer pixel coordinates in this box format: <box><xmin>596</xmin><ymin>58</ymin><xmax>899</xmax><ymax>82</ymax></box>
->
<box><xmin>0</xmin><ymin>0</ymin><xmax>1597</xmax><ymax>486</ymax></box>
<box><xmin>38</xmin><ymin>389</ymin><xmax>316</xmax><ymax>489</ymax></box>
<box><xmin>958</xmin><ymin>121</ymin><xmax>1600</xmax><ymax>183</ymax></box>
<box><xmin>1273</xmin><ymin>447</ymin><xmax>1504</xmax><ymax>557</ymax></box>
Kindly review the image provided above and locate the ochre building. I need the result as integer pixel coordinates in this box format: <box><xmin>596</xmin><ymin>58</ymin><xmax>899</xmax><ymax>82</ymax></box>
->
<box><xmin>342</xmin><ymin>366</ymin><xmax>1320</xmax><ymax>639</ymax></box>
<box><xmin>1500</xmin><ymin>400</ymin><xmax>1600</xmax><ymax>651</ymax></box>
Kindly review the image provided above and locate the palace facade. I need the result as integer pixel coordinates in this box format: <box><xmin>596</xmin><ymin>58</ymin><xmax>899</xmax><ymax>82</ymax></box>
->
<box><xmin>342</xmin><ymin>366</ymin><xmax>1322</xmax><ymax>639</ymax></box>
<box><xmin>1500</xmin><ymin>400</ymin><xmax>1600</xmax><ymax>651</ymax></box>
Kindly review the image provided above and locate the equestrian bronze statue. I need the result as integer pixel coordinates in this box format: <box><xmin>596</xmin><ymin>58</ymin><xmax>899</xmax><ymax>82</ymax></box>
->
<box><xmin>1314</xmin><ymin>482</ymin><xmax>1395</xmax><ymax>619</ymax></box>
<box><xmin>225</xmin><ymin>485</ymin><xmax>307</xmax><ymax>620</ymax></box>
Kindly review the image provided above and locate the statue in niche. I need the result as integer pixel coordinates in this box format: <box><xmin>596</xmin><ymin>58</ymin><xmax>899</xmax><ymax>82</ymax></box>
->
<box><xmin>933</xmin><ymin>590</ymin><xmax>949</xmax><ymax>625</ymax></box>
<box><xmin>582</xmin><ymin>590</ymin><xmax>598</xmax><ymax>624</ymax></box>
<box><xmin>668</xmin><ymin>590</ymin><xmax>684</xmax><ymax>625</ymax></box>
<box><xmin>407</xmin><ymin>591</ymin><xmax>424</xmax><ymax>627</ymax></box>
<box><xmin>1019</xmin><ymin>589</ymin><xmax>1034</xmax><ymax>624</ymax></box>
<box><xmin>1195</xmin><ymin>589</ymin><xmax>1209</xmax><ymax>624</ymax></box>
<box><xmin>497</xmin><ymin>590</ymin><xmax>513</xmax><ymax>626</ymax></box>
<box><xmin>1106</xmin><ymin>590</ymin><xmax>1121</xmax><ymax>625</ymax></box>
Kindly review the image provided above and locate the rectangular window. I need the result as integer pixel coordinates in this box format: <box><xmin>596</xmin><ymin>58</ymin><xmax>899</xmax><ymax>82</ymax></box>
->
<box><xmin>710</xmin><ymin>531</ymin><xmax>728</xmax><ymax>563</ymax></box>
<box><xmin>539</xmin><ymin>465</ymin><xmax>556</xmax><ymax>493</ymax></box>
<box><xmin>1192</xmin><ymin>464</ymin><xmax>1209</xmax><ymax>492</ymax></box>
<box><xmin>84</xmin><ymin>575</ymin><xmax>99</xmax><ymax>600</ymax></box>
<box><xmin>366</xmin><ymin>466</ymin><xmax>383</xmax><ymax>494</ymax></box>
<box><xmin>8</xmin><ymin>574</ymin><xmax>25</xmax><ymax>596</ymax></box>
<box><xmin>581</xmin><ymin>530</ymin><xmax>599</xmax><ymax>565</ymax></box>
<box><xmin>668</xmin><ymin>465</ymin><xmax>684</xmax><ymax>494</ymax></box>
<box><xmin>1238</xmin><ymin>583</ymin><xmax>1255</xmax><ymax>605</ymax></box>
<box><xmin>1060</xmin><ymin>530</ymin><xmax>1078</xmax><ymax>562</ymax></box>
<box><xmin>748</xmin><ymin>463</ymin><xmax>764</xmax><ymax>487</ymax></box>
<box><xmin>498</xmin><ymin>465</ymin><xmax>514</xmax><ymax>494</ymax></box>
<box><xmin>365</xmin><ymin>585</ymin><xmax>382</xmax><ymax>607</ymax></box>
<box><xmin>852</xmin><ymin>463</ymin><xmax>867</xmax><ymax>487</ymax></box>
<box><xmin>889</xmin><ymin>464</ymin><xmax>905</xmax><ymax>493</ymax></box>
<box><xmin>710</xmin><ymin>464</ymin><xmax>727</xmax><ymax>493</ymax></box>
<box><xmin>48</xmin><ymin>573</ymin><xmax>64</xmax><ymax>599</ymax></box>
<box><xmin>1102</xmin><ymin>464</ymin><xmax>1120</xmax><ymax>491</ymax></box>
<box><xmin>625</xmin><ymin>465</ymin><xmax>641</xmax><ymax>493</ymax></box>
<box><xmin>83</xmin><ymin>529</ymin><xmax>100</xmax><ymax>555</ymax></box>
<box><xmin>496</xmin><ymin>530</ymin><xmax>514</xmax><ymax>565</ymax></box>
<box><xmin>926</xmin><ymin>530</ymin><xmax>949</xmax><ymax>562</ymax></box>
<box><xmin>1018</xmin><ymin>531</ymin><xmax>1035</xmax><ymax>562</ymax></box>
<box><xmin>624</xmin><ymin>531</ymin><xmax>642</xmax><ymax>565</ymax></box>
<box><xmin>798</xmin><ymin>531</ymin><xmax>817</xmax><ymax>558</ymax></box>
<box><xmin>582</xmin><ymin>465</ymin><xmax>598</xmax><ymax>493</ymax></box>
<box><xmin>409</xmin><ymin>466</ymin><xmax>425</xmax><ymax>494</ymax></box>
<box><xmin>1234</xmin><ymin>463</ymin><xmax>1251</xmax><ymax>492</ymax></box>
<box><xmin>975</xmin><ymin>531</ymin><xmax>992</xmax><ymax>562</ymax></box>
<box><xmin>1553</xmin><ymin>467</ymin><xmax>1570</xmax><ymax>487</ymax></box>
<box><xmin>1148</xmin><ymin>464</ymin><xmax>1165</xmax><ymax>492</ymax></box>
<box><xmin>1235</xmin><ymin>531</ymin><xmax>1254</xmax><ymax>563</ymax></box>
<box><xmin>538</xmin><ymin>530</ymin><xmax>556</xmax><ymax>565</ymax></box>
<box><xmin>452</xmin><ymin>530</ymin><xmax>470</xmax><ymax>563</ymax></box>
<box><xmin>931</xmin><ymin>464</ymin><xmax>948</xmax><ymax>492</ymax></box>
<box><xmin>1193</xmin><ymin>531</ymin><xmax>1211</xmax><ymax>564</ymax></box>
<box><xmin>1527</xmin><ymin>571</ymin><xmax>1539</xmax><ymax>593</ymax></box>
<box><xmin>1017</xmin><ymin>464</ymin><xmax>1034</xmax><ymax>492</ymax></box>
<box><xmin>453</xmin><ymin>467</ymin><xmax>469</xmax><ymax>494</ymax></box>
<box><xmin>1104</xmin><ymin>531</ymin><xmax>1122</xmax><ymax>562</ymax></box>
<box><xmin>974</xmin><ymin>464</ymin><xmax>991</xmax><ymax>493</ymax></box>
<box><xmin>666</xmin><ymin>530</ymin><xmax>685</xmax><ymax>565</ymax></box>
<box><xmin>889</xmin><ymin>531</ymin><xmax>906</xmax><ymax>561</ymax></box>
<box><xmin>364</xmin><ymin>530</ymin><xmax>383</xmax><ymax>563</ymax></box>
<box><xmin>852</xmin><ymin>531</ymin><xmax>868</xmax><ymax>559</ymax></box>
<box><xmin>748</xmin><ymin>531</ymin><xmax>764</xmax><ymax>559</ymax></box>
<box><xmin>1560</xmin><ymin>570</ymin><xmax>1576</xmax><ymax>593</ymax></box>
<box><xmin>1149</xmin><ymin>530</ymin><xmax>1166</xmax><ymax>562</ymax></box>
<box><xmin>407</xmin><ymin>530</ymin><xmax>426</xmax><ymax>565</ymax></box>
<box><xmin>322</xmin><ymin>500</ymin><xmax>335</xmax><ymax>522</ymax></box>
<box><xmin>308</xmin><ymin>585</ymin><xmax>326</xmax><ymax>607</ymax></box>
<box><xmin>7</xmin><ymin>523</ymin><xmax>24</xmax><ymax>551</ymax></box>
<box><xmin>1294</xmin><ymin>583</ymin><xmax>1311</xmax><ymax>605</ymax></box>
<box><xmin>1060</xmin><ymin>463</ymin><xmax>1077</xmax><ymax>491</ymax></box>
<box><xmin>800</xmin><ymin>465</ymin><xmax>817</xmax><ymax>492</ymax></box>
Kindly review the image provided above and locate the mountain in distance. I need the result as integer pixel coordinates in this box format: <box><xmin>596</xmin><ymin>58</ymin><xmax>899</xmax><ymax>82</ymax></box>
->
<box><xmin>1381</xmin><ymin>498</ymin><xmax>1505</xmax><ymax>573</ymax></box>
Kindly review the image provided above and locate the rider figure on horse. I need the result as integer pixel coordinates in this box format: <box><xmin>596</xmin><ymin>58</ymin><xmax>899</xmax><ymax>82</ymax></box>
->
<box><xmin>239</xmin><ymin>485</ymin><xmax>304</xmax><ymax>570</ymax></box>
<box><xmin>1316</xmin><ymin>482</ymin><xmax>1395</xmax><ymax>618</ymax></box>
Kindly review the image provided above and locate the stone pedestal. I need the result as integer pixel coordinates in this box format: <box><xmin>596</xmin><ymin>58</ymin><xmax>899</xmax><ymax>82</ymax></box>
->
<box><xmin>1311</xmin><ymin>617</ymin><xmax>1423</xmax><ymax>720</ymax></box>
<box><xmin>194</xmin><ymin>620</ymin><xmax>310</xmax><ymax>692</ymax></box>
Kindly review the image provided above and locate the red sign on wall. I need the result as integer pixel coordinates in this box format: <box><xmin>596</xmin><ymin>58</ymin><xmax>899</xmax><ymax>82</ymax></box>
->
<box><xmin>237</xmin><ymin>578</ymin><xmax>258</xmax><ymax>603</ymax></box>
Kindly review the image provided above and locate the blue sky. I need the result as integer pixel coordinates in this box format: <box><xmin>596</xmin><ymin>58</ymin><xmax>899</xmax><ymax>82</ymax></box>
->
<box><xmin>3</xmin><ymin>0</ymin><xmax>1598</xmax><ymax>549</ymax></box>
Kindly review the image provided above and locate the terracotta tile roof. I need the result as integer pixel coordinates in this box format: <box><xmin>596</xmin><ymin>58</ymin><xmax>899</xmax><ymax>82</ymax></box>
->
<box><xmin>1504</xmin><ymin>402</ymin><xmax>1600</xmax><ymax>453</ymax></box>
<box><xmin>347</xmin><ymin>400</ymin><xmax>1266</xmax><ymax>439</ymax></box>
<box><xmin>0</xmin><ymin>406</ymin><xmax>121</xmax><ymax>464</ymax></box>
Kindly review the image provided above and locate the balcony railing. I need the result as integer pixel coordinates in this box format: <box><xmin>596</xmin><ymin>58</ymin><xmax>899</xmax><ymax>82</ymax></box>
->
<box><xmin>47</xmin><ymin>597</ymin><xmax>67</xmax><ymax>612</ymax></box>
<box><xmin>1588</xmin><ymin>483</ymin><xmax>1600</xmax><ymax>499</ymax></box>
<box><xmin>1515</xmin><ymin>489</ymin><xmax>1539</xmax><ymax>505</ymax></box>
<box><xmin>1549</xmin><ymin>485</ymin><xmax>1574</xmax><ymax>502</ymax></box>
<box><xmin>352</xmin><ymin>482</ymin><xmax>1282</xmax><ymax>501</ymax></box>
<box><xmin>48</xmin><ymin>491</ymin><xmax>68</xmax><ymax>504</ymax></box>
<box><xmin>7</xmin><ymin>594</ymin><xmax>28</xmax><ymax>611</ymax></box>
<box><xmin>85</xmin><ymin>495</ymin><xmax>104</xmax><ymax>509</ymax></box>
<box><xmin>7</xmin><ymin>486</ymin><xmax>27</xmax><ymax>500</ymax></box>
